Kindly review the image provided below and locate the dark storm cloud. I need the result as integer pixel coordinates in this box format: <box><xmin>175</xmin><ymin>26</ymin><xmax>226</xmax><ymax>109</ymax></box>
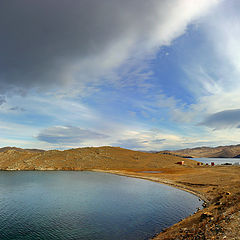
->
<box><xmin>0</xmin><ymin>1</ymin><xmax>216</xmax><ymax>94</ymax></box>
<box><xmin>37</xmin><ymin>126</ymin><xmax>108</xmax><ymax>144</ymax></box>
<box><xmin>199</xmin><ymin>109</ymin><xmax>240</xmax><ymax>129</ymax></box>
<box><xmin>0</xmin><ymin>0</ymin><xmax>163</xmax><ymax>92</ymax></box>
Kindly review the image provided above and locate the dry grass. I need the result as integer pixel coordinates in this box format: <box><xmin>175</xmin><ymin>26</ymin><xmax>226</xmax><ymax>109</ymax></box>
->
<box><xmin>0</xmin><ymin>146</ymin><xmax>198</xmax><ymax>170</ymax></box>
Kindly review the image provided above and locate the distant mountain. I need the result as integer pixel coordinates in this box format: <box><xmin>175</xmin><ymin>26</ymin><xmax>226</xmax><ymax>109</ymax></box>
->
<box><xmin>159</xmin><ymin>144</ymin><xmax>240</xmax><ymax>158</ymax></box>
<box><xmin>0</xmin><ymin>147</ymin><xmax>45</xmax><ymax>153</ymax></box>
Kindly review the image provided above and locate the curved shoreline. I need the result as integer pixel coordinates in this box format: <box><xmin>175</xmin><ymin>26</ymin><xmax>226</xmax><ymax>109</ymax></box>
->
<box><xmin>1</xmin><ymin>168</ymin><xmax>206</xmax><ymax>240</ymax></box>
<box><xmin>90</xmin><ymin>168</ymin><xmax>240</xmax><ymax>240</ymax></box>
<box><xmin>1</xmin><ymin>167</ymin><xmax>239</xmax><ymax>239</ymax></box>
<box><xmin>91</xmin><ymin>169</ymin><xmax>210</xmax><ymax>239</ymax></box>
<box><xmin>91</xmin><ymin>169</ymin><xmax>209</xmax><ymax>203</ymax></box>
<box><xmin>0</xmin><ymin>168</ymin><xmax>209</xmax><ymax>239</ymax></box>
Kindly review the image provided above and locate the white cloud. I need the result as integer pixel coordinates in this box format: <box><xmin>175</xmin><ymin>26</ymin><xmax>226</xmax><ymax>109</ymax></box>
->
<box><xmin>181</xmin><ymin>0</ymin><xmax>240</xmax><ymax>116</ymax></box>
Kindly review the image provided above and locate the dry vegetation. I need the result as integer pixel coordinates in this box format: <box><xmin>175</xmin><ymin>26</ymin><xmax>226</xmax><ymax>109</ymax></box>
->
<box><xmin>0</xmin><ymin>146</ymin><xmax>197</xmax><ymax>171</ymax></box>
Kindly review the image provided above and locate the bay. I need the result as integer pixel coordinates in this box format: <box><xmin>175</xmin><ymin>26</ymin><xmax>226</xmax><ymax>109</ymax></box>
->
<box><xmin>0</xmin><ymin>171</ymin><xmax>203</xmax><ymax>240</ymax></box>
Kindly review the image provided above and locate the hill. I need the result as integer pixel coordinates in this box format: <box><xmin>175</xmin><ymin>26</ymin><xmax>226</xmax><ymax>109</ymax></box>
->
<box><xmin>0</xmin><ymin>146</ymin><xmax>198</xmax><ymax>171</ymax></box>
<box><xmin>160</xmin><ymin>144</ymin><xmax>240</xmax><ymax>158</ymax></box>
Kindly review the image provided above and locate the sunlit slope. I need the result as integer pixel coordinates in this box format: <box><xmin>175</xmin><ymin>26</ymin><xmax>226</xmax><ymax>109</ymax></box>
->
<box><xmin>0</xmin><ymin>146</ymin><xmax>198</xmax><ymax>170</ymax></box>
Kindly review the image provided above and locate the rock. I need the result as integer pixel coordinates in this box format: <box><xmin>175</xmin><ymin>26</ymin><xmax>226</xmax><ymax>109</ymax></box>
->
<box><xmin>201</xmin><ymin>211</ymin><xmax>213</xmax><ymax>220</ymax></box>
<box><xmin>202</xmin><ymin>202</ymin><xmax>207</xmax><ymax>208</ymax></box>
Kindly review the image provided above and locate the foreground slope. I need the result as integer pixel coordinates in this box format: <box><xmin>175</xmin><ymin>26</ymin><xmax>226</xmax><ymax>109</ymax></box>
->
<box><xmin>0</xmin><ymin>146</ymin><xmax>196</xmax><ymax>170</ymax></box>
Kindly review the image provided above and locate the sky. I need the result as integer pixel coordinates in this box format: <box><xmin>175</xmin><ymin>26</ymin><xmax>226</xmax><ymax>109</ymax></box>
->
<box><xmin>1</xmin><ymin>0</ymin><xmax>240</xmax><ymax>151</ymax></box>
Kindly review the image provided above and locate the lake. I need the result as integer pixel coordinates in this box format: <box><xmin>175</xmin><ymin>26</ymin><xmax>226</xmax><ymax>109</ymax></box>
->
<box><xmin>0</xmin><ymin>171</ymin><xmax>203</xmax><ymax>240</ymax></box>
<box><xmin>192</xmin><ymin>157</ymin><xmax>240</xmax><ymax>165</ymax></box>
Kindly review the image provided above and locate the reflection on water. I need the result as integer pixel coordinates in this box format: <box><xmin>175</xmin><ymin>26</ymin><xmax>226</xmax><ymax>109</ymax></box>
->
<box><xmin>0</xmin><ymin>171</ymin><xmax>203</xmax><ymax>240</ymax></box>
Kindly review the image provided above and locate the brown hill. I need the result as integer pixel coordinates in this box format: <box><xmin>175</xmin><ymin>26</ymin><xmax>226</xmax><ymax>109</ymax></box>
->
<box><xmin>160</xmin><ymin>144</ymin><xmax>240</xmax><ymax>158</ymax></box>
<box><xmin>0</xmin><ymin>146</ymin><xmax>198</xmax><ymax>171</ymax></box>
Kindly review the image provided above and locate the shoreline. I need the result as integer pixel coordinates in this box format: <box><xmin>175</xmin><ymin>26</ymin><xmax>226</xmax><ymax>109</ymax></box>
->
<box><xmin>1</xmin><ymin>168</ymin><xmax>208</xmax><ymax>240</ymax></box>
<box><xmin>91</xmin><ymin>169</ymin><xmax>209</xmax><ymax>203</ymax></box>
<box><xmin>90</xmin><ymin>169</ymin><xmax>210</xmax><ymax>239</ymax></box>
<box><xmin>91</xmin><ymin>167</ymin><xmax>240</xmax><ymax>239</ymax></box>
<box><xmin>1</xmin><ymin>167</ymin><xmax>239</xmax><ymax>239</ymax></box>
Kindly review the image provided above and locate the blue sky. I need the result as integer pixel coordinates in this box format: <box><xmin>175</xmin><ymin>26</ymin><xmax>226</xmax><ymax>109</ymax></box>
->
<box><xmin>1</xmin><ymin>0</ymin><xmax>240</xmax><ymax>150</ymax></box>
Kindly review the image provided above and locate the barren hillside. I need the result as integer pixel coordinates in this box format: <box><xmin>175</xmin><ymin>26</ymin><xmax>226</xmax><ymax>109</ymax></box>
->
<box><xmin>0</xmin><ymin>146</ymin><xmax>197</xmax><ymax>170</ymax></box>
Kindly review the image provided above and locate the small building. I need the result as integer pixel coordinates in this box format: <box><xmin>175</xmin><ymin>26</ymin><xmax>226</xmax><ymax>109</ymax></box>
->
<box><xmin>211</xmin><ymin>162</ymin><xmax>215</xmax><ymax>166</ymax></box>
<box><xmin>176</xmin><ymin>161</ymin><xmax>184</xmax><ymax>165</ymax></box>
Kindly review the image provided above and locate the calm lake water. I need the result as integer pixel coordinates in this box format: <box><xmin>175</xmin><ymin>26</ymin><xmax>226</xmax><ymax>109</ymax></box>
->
<box><xmin>0</xmin><ymin>171</ymin><xmax>203</xmax><ymax>240</ymax></box>
<box><xmin>193</xmin><ymin>157</ymin><xmax>240</xmax><ymax>165</ymax></box>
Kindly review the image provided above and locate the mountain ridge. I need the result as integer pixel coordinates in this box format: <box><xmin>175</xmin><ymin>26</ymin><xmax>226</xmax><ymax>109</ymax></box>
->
<box><xmin>159</xmin><ymin>144</ymin><xmax>240</xmax><ymax>158</ymax></box>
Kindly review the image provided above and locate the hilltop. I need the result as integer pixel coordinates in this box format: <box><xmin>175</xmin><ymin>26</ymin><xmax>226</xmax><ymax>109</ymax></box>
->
<box><xmin>0</xmin><ymin>146</ymin><xmax>197</xmax><ymax>171</ymax></box>
<box><xmin>159</xmin><ymin>144</ymin><xmax>240</xmax><ymax>158</ymax></box>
